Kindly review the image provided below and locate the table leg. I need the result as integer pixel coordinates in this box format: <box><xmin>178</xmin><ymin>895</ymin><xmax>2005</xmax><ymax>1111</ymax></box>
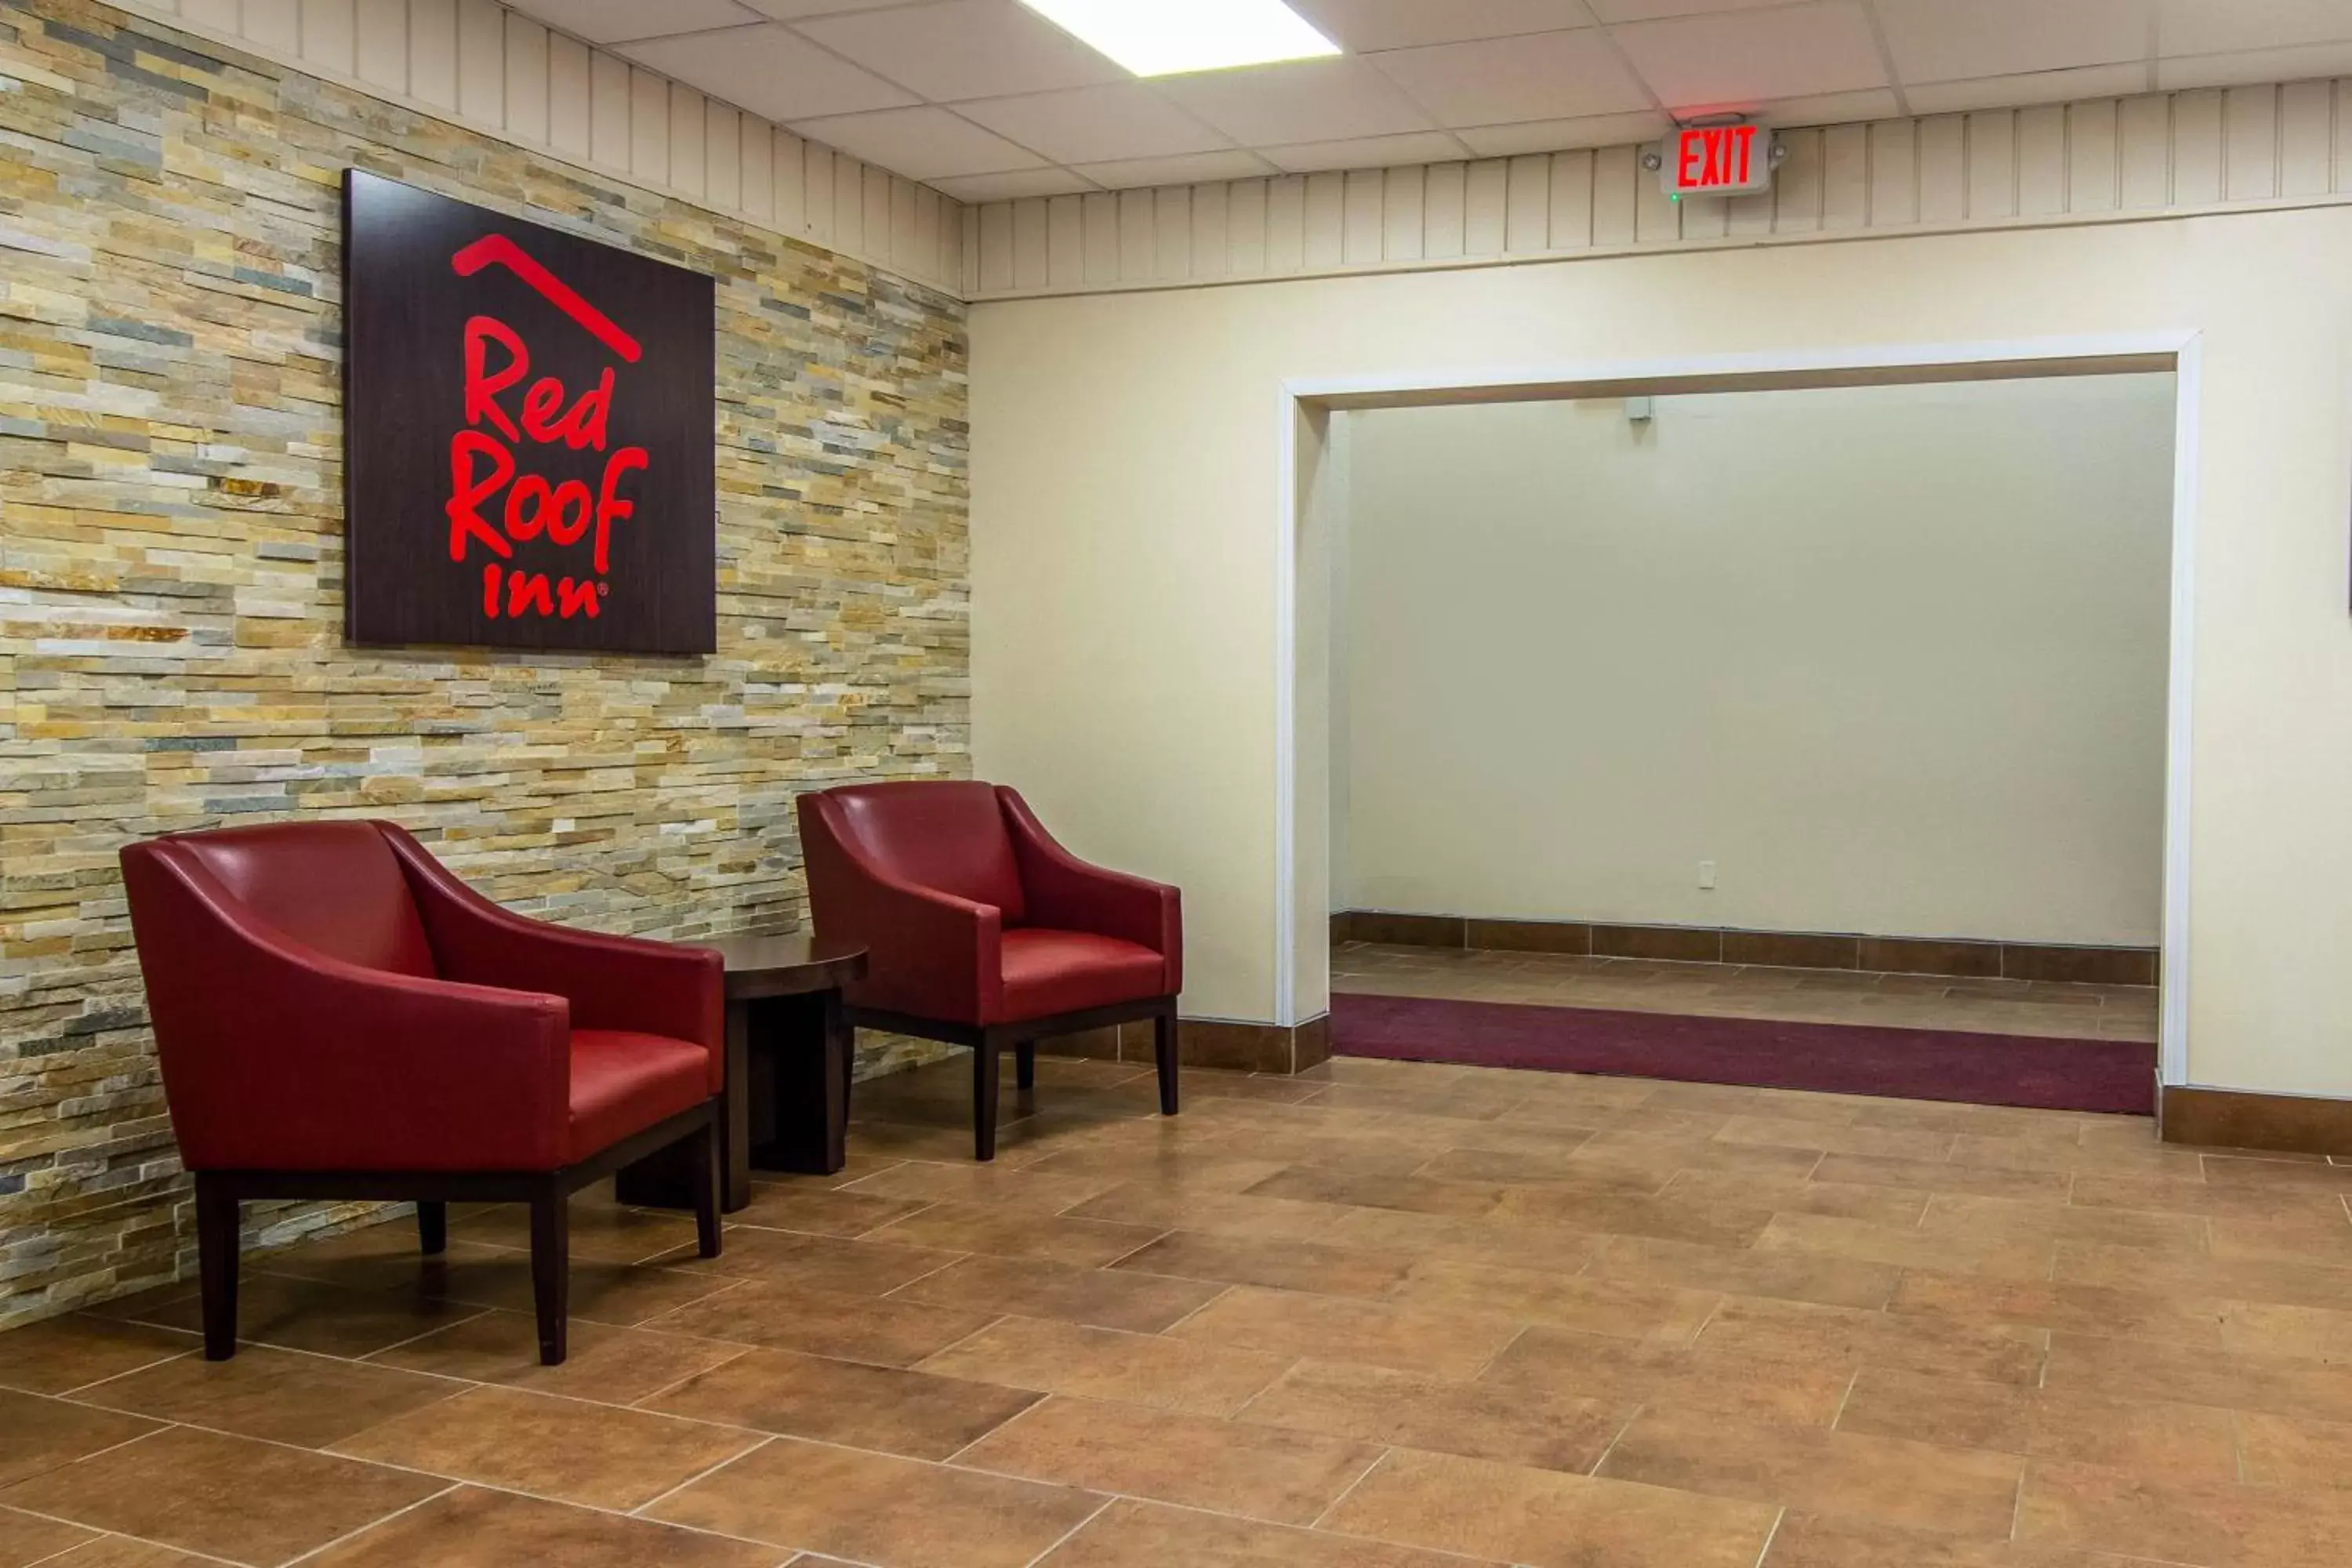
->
<box><xmin>748</xmin><ymin>989</ymin><xmax>850</xmax><ymax>1177</ymax></box>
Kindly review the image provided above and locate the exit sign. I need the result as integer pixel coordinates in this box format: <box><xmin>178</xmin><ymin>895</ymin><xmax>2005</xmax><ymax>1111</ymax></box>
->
<box><xmin>1663</xmin><ymin>122</ymin><xmax>1773</xmax><ymax>198</ymax></box>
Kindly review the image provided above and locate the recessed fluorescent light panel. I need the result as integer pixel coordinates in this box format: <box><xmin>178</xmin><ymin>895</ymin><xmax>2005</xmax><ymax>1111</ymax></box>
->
<box><xmin>1018</xmin><ymin>0</ymin><xmax>1341</xmax><ymax>78</ymax></box>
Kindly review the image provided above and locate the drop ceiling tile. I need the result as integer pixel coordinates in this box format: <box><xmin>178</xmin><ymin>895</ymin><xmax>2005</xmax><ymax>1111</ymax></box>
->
<box><xmin>1263</xmin><ymin>130</ymin><xmax>1473</xmax><ymax>172</ymax></box>
<box><xmin>790</xmin><ymin>105</ymin><xmax>1048</xmax><ymax>178</ymax></box>
<box><xmin>1876</xmin><ymin>0</ymin><xmax>2153</xmax><ymax>85</ymax></box>
<box><xmin>794</xmin><ymin>0</ymin><xmax>1128</xmax><ymax>102</ymax></box>
<box><xmin>2157</xmin><ymin>39</ymin><xmax>2352</xmax><ymax>89</ymax></box>
<box><xmin>1154</xmin><ymin>56</ymin><xmax>1436</xmax><ymax>146</ymax></box>
<box><xmin>1287</xmin><ymin>0</ymin><xmax>1595</xmax><ymax>52</ymax></box>
<box><xmin>505</xmin><ymin>0</ymin><xmax>764</xmax><ymax>45</ymax></box>
<box><xmin>742</xmin><ymin>0</ymin><xmax>917</xmax><ymax>15</ymax></box>
<box><xmin>619</xmin><ymin>24</ymin><xmax>916</xmax><ymax>120</ymax></box>
<box><xmin>1905</xmin><ymin>63</ymin><xmax>2151</xmax><ymax>115</ymax></box>
<box><xmin>1454</xmin><ymin>109</ymin><xmax>1671</xmax><ymax>155</ymax></box>
<box><xmin>1072</xmin><ymin>149</ymin><xmax>1285</xmax><ymax>189</ymax></box>
<box><xmin>1610</xmin><ymin>2</ymin><xmax>1889</xmax><ymax>113</ymax></box>
<box><xmin>2157</xmin><ymin>0</ymin><xmax>2352</xmax><ymax>58</ymax></box>
<box><xmin>1587</xmin><ymin>0</ymin><xmax>1804</xmax><ymax>19</ymax></box>
<box><xmin>956</xmin><ymin>83</ymin><xmax>1232</xmax><ymax>164</ymax></box>
<box><xmin>929</xmin><ymin>166</ymin><xmax>1101</xmax><ymax>201</ymax></box>
<box><xmin>1373</xmin><ymin>28</ymin><xmax>1653</xmax><ymax>128</ymax></box>
<box><xmin>1751</xmin><ymin>87</ymin><xmax>1902</xmax><ymax>125</ymax></box>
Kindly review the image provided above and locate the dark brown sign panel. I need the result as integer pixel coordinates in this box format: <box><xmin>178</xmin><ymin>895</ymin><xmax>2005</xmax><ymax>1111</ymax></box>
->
<box><xmin>343</xmin><ymin>170</ymin><xmax>716</xmax><ymax>654</ymax></box>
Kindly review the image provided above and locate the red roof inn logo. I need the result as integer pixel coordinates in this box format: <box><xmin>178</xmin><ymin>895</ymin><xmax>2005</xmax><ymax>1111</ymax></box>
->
<box><xmin>446</xmin><ymin>234</ymin><xmax>648</xmax><ymax>625</ymax></box>
<box><xmin>343</xmin><ymin>172</ymin><xmax>715</xmax><ymax>655</ymax></box>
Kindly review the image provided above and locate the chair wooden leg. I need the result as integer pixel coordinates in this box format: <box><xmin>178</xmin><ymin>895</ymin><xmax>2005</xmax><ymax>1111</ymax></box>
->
<box><xmin>1154</xmin><ymin>1004</ymin><xmax>1180</xmax><ymax>1117</ymax></box>
<box><xmin>415</xmin><ymin>1200</ymin><xmax>447</xmax><ymax>1256</ymax></box>
<box><xmin>973</xmin><ymin>1037</ymin><xmax>1001</xmax><ymax>1162</ymax></box>
<box><xmin>528</xmin><ymin>1181</ymin><xmax>569</xmax><ymax>1366</ymax></box>
<box><xmin>689</xmin><ymin>1117</ymin><xmax>721</xmax><ymax>1260</ymax></box>
<box><xmin>1015</xmin><ymin>1041</ymin><xmax>1035</xmax><ymax>1092</ymax></box>
<box><xmin>194</xmin><ymin>1174</ymin><xmax>239</xmax><ymax>1362</ymax></box>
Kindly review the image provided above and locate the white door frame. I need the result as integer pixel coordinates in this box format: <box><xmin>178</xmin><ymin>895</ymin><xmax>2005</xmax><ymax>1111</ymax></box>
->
<box><xmin>1274</xmin><ymin>331</ymin><xmax>2201</xmax><ymax>1087</ymax></box>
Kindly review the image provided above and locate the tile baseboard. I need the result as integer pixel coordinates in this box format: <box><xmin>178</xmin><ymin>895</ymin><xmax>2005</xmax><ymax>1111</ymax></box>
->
<box><xmin>1046</xmin><ymin>1014</ymin><xmax>1332</xmax><ymax>1076</ymax></box>
<box><xmin>1331</xmin><ymin>910</ymin><xmax>2158</xmax><ymax>987</ymax></box>
<box><xmin>2158</xmin><ymin>1083</ymin><xmax>2352</xmax><ymax>1156</ymax></box>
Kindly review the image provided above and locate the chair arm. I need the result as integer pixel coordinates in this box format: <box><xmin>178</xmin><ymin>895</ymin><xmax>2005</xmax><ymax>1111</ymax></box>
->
<box><xmin>120</xmin><ymin>842</ymin><xmax>572</xmax><ymax>1173</ymax></box>
<box><xmin>379</xmin><ymin>825</ymin><xmax>723</xmax><ymax>1088</ymax></box>
<box><xmin>997</xmin><ymin>786</ymin><xmax>1182</xmax><ymax>994</ymax></box>
<box><xmin>798</xmin><ymin>793</ymin><xmax>1002</xmax><ymax>1024</ymax></box>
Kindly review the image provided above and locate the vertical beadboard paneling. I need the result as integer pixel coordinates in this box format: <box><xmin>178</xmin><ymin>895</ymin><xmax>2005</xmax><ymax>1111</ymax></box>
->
<box><xmin>1917</xmin><ymin>113</ymin><xmax>1965</xmax><ymax>220</ymax></box>
<box><xmin>1152</xmin><ymin>185</ymin><xmax>1190</xmax><ymax>279</ymax></box>
<box><xmin>245</xmin><ymin>0</ymin><xmax>300</xmax><ymax>53</ymax></box>
<box><xmin>590</xmin><ymin>51</ymin><xmax>630</xmax><ymax>172</ymax></box>
<box><xmin>1228</xmin><ymin>179</ymin><xmax>1267</xmax><ymax>274</ymax></box>
<box><xmin>892</xmin><ymin>176</ymin><xmax>919</xmax><ymax>267</ymax></box>
<box><xmin>1424</xmin><ymin>162</ymin><xmax>1465</xmax><ymax>259</ymax></box>
<box><xmin>1869</xmin><ymin>118</ymin><xmax>1918</xmax><ymax>224</ymax></box>
<box><xmin>354</xmin><ymin>0</ymin><xmax>405</xmax><ymax>94</ymax></box>
<box><xmin>1822</xmin><ymin>123</ymin><xmax>1867</xmax><ymax>229</ymax></box>
<box><xmin>1634</xmin><ymin>158</ymin><xmax>1680</xmax><ymax>241</ymax></box>
<box><xmin>547</xmin><ymin>31</ymin><xmax>590</xmax><ymax>160</ymax></box>
<box><xmin>301</xmin><ymin>0</ymin><xmax>357</xmax><ymax>78</ymax></box>
<box><xmin>1773</xmin><ymin>127</ymin><xmax>1824</xmax><ymax>233</ymax></box>
<box><xmin>1303</xmin><ymin>172</ymin><xmax>1345</xmax><ymax>270</ymax></box>
<box><xmin>1082</xmin><ymin>191</ymin><xmax>1119</xmax><ymax>283</ymax></box>
<box><xmin>2280</xmin><ymin>79</ymin><xmax>2332</xmax><ymax>196</ymax></box>
<box><xmin>705</xmin><ymin>101</ymin><xmax>739</xmax><ymax>213</ymax></box>
<box><xmin>1592</xmin><ymin>145</ymin><xmax>1635</xmax><ymax>245</ymax></box>
<box><xmin>2172</xmin><ymin>89</ymin><xmax>2224</xmax><ymax>203</ymax></box>
<box><xmin>2120</xmin><ymin>93</ymin><xmax>2171</xmax><ymax>206</ymax></box>
<box><xmin>1965</xmin><ymin>111</ymin><xmax>2016</xmax><ymax>218</ymax></box>
<box><xmin>2069</xmin><ymin>100</ymin><xmax>2119</xmax><ymax>212</ymax></box>
<box><xmin>1011</xmin><ymin>196</ymin><xmax>1048</xmax><ymax>291</ymax></box>
<box><xmin>1342</xmin><ymin>169</ymin><xmax>1383</xmax><ymax>266</ymax></box>
<box><xmin>1504</xmin><ymin>154</ymin><xmax>1549</xmax><ymax>252</ymax></box>
<box><xmin>408</xmin><ymin>0</ymin><xmax>456</xmax><ymax>111</ymax></box>
<box><xmin>1046</xmin><ymin>194</ymin><xmax>1083</xmax><ymax>288</ymax></box>
<box><xmin>670</xmin><ymin>85</ymin><xmax>705</xmax><ymax>201</ymax></box>
<box><xmin>978</xmin><ymin>200</ymin><xmax>1014</xmax><ymax>294</ymax></box>
<box><xmin>862</xmin><ymin>164</ymin><xmax>891</xmax><ymax>262</ymax></box>
<box><xmin>2016</xmin><ymin>104</ymin><xmax>2066</xmax><ymax>215</ymax></box>
<box><xmin>629</xmin><ymin>68</ymin><xmax>668</xmax><ymax>186</ymax></box>
<box><xmin>2338</xmin><ymin>81</ymin><xmax>2352</xmax><ymax>191</ymax></box>
<box><xmin>180</xmin><ymin>0</ymin><xmax>240</xmax><ymax>29</ymax></box>
<box><xmin>1267</xmin><ymin>175</ymin><xmax>1305</xmax><ymax>273</ymax></box>
<box><xmin>742</xmin><ymin>118</ymin><xmax>777</xmax><ymax>226</ymax></box>
<box><xmin>1118</xmin><ymin>187</ymin><xmax>1154</xmax><ymax>281</ymax></box>
<box><xmin>456</xmin><ymin>0</ymin><xmax>501</xmax><ymax>125</ymax></box>
<box><xmin>2223</xmin><ymin>85</ymin><xmax>2279</xmax><ymax>201</ymax></box>
<box><xmin>1463</xmin><ymin>159</ymin><xmax>1507</xmax><ymax>255</ymax></box>
<box><xmin>1384</xmin><ymin>162</ymin><xmax>1425</xmax><ymax>261</ymax></box>
<box><xmin>1549</xmin><ymin>149</ymin><xmax>1592</xmax><ymax>249</ymax></box>
<box><xmin>1191</xmin><ymin>182</ymin><xmax>1229</xmax><ymax>279</ymax></box>
<box><xmin>804</xmin><ymin>145</ymin><xmax>834</xmax><ymax>244</ymax></box>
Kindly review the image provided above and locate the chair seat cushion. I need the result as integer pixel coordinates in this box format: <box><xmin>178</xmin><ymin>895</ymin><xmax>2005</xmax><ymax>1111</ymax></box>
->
<box><xmin>997</xmin><ymin>928</ymin><xmax>1167</xmax><ymax>1022</ymax></box>
<box><xmin>568</xmin><ymin>1029</ymin><xmax>712</xmax><ymax>1163</ymax></box>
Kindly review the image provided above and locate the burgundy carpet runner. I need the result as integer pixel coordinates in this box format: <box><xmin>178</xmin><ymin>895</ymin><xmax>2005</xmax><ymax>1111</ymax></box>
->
<box><xmin>1330</xmin><ymin>993</ymin><xmax>2154</xmax><ymax>1116</ymax></box>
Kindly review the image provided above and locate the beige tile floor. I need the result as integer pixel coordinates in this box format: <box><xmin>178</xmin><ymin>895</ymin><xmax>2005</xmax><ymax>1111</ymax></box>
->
<box><xmin>5</xmin><ymin>1046</ymin><xmax>2347</xmax><ymax>1568</ymax></box>
<box><xmin>1333</xmin><ymin>940</ymin><xmax>2162</xmax><ymax>1042</ymax></box>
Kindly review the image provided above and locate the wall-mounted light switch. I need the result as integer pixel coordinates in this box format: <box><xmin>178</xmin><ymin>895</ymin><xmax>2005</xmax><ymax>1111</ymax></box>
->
<box><xmin>1698</xmin><ymin>861</ymin><xmax>1717</xmax><ymax>890</ymax></box>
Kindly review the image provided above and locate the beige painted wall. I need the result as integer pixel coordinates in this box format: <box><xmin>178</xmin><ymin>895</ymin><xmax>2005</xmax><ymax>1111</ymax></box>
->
<box><xmin>971</xmin><ymin>205</ymin><xmax>2352</xmax><ymax>1098</ymax></box>
<box><xmin>1334</xmin><ymin>380</ymin><xmax>2176</xmax><ymax>947</ymax></box>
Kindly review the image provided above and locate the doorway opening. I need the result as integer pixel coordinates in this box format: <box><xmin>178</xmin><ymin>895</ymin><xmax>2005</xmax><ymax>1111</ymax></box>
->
<box><xmin>1282</xmin><ymin>341</ymin><xmax>2198</xmax><ymax>1113</ymax></box>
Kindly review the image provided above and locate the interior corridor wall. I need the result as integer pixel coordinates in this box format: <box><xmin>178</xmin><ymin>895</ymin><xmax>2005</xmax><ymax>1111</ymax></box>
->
<box><xmin>969</xmin><ymin>205</ymin><xmax>2352</xmax><ymax>1099</ymax></box>
<box><xmin>1335</xmin><ymin>380</ymin><xmax>2176</xmax><ymax>947</ymax></box>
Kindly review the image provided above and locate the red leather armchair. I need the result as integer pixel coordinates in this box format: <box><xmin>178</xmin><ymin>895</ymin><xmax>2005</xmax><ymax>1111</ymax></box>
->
<box><xmin>798</xmin><ymin>782</ymin><xmax>1181</xmax><ymax>1160</ymax></box>
<box><xmin>119</xmin><ymin>820</ymin><xmax>724</xmax><ymax>1365</ymax></box>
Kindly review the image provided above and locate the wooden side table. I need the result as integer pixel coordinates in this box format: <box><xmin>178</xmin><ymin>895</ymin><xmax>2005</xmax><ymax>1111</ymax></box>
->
<box><xmin>615</xmin><ymin>932</ymin><xmax>867</xmax><ymax>1212</ymax></box>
